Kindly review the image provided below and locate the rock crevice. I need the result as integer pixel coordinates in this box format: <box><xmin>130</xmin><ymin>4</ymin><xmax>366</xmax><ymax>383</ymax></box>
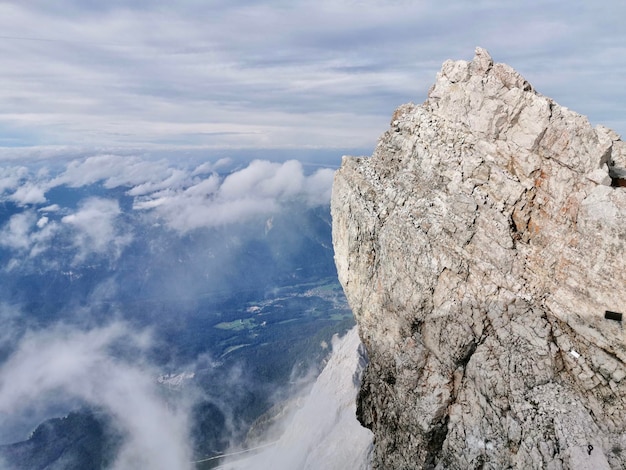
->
<box><xmin>332</xmin><ymin>48</ymin><xmax>626</xmax><ymax>469</ymax></box>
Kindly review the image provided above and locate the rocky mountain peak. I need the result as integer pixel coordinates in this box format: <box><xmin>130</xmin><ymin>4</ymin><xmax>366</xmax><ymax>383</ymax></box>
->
<box><xmin>332</xmin><ymin>48</ymin><xmax>626</xmax><ymax>469</ymax></box>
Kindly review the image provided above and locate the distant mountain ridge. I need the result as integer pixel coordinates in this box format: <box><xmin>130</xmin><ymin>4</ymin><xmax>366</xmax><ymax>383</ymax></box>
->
<box><xmin>332</xmin><ymin>48</ymin><xmax>626</xmax><ymax>469</ymax></box>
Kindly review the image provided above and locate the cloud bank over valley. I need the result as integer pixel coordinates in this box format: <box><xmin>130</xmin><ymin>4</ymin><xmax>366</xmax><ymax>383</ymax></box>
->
<box><xmin>0</xmin><ymin>154</ymin><xmax>349</xmax><ymax>468</ymax></box>
<box><xmin>0</xmin><ymin>155</ymin><xmax>334</xmax><ymax>266</ymax></box>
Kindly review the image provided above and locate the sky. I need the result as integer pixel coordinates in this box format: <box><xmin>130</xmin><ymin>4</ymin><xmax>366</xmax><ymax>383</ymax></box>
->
<box><xmin>0</xmin><ymin>0</ymin><xmax>625</xmax><ymax>160</ymax></box>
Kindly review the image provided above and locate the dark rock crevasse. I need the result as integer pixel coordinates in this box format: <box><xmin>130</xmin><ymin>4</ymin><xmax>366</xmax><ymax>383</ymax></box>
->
<box><xmin>332</xmin><ymin>48</ymin><xmax>626</xmax><ymax>469</ymax></box>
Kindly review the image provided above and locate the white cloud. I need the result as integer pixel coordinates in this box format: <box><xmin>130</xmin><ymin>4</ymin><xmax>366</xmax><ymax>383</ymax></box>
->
<box><xmin>191</xmin><ymin>158</ymin><xmax>231</xmax><ymax>176</ymax></box>
<box><xmin>302</xmin><ymin>167</ymin><xmax>335</xmax><ymax>206</ymax></box>
<box><xmin>39</xmin><ymin>203</ymin><xmax>60</xmax><ymax>212</ymax></box>
<box><xmin>150</xmin><ymin>195</ymin><xmax>279</xmax><ymax>233</ymax></box>
<box><xmin>0</xmin><ymin>167</ymin><xmax>29</xmax><ymax>195</ymax></box>
<box><xmin>220</xmin><ymin>160</ymin><xmax>304</xmax><ymax>201</ymax></box>
<box><xmin>8</xmin><ymin>182</ymin><xmax>47</xmax><ymax>206</ymax></box>
<box><xmin>0</xmin><ymin>1</ymin><xmax>624</xmax><ymax>154</ymax></box>
<box><xmin>51</xmin><ymin>154</ymin><xmax>175</xmax><ymax>189</ymax></box>
<box><xmin>0</xmin><ymin>323</ymin><xmax>192</xmax><ymax>470</ymax></box>
<box><xmin>0</xmin><ymin>212</ymin><xmax>35</xmax><ymax>251</ymax></box>
<box><xmin>0</xmin><ymin>211</ymin><xmax>59</xmax><ymax>261</ymax></box>
<box><xmin>61</xmin><ymin>197</ymin><xmax>132</xmax><ymax>262</ymax></box>
<box><xmin>0</xmin><ymin>156</ymin><xmax>334</xmax><ymax>269</ymax></box>
<box><xmin>0</xmin><ymin>166</ymin><xmax>49</xmax><ymax>206</ymax></box>
<box><xmin>36</xmin><ymin>216</ymin><xmax>48</xmax><ymax>228</ymax></box>
<box><xmin>134</xmin><ymin>159</ymin><xmax>335</xmax><ymax>233</ymax></box>
<box><xmin>181</xmin><ymin>173</ymin><xmax>221</xmax><ymax>197</ymax></box>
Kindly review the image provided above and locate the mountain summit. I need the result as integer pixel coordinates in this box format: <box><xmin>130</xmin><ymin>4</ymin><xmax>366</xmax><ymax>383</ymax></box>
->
<box><xmin>332</xmin><ymin>48</ymin><xmax>626</xmax><ymax>469</ymax></box>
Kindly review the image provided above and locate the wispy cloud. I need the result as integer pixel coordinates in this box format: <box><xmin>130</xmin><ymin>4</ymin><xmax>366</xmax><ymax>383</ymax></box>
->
<box><xmin>0</xmin><ymin>155</ymin><xmax>334</xmax><ymax>269</ymax></box>
<box><xmin>133</xmin><ymin>159</ymin><xmax>335</xmax><ymax>232</ymax></box>
<box><xmin>0</xmin><ymin>210</ymin><xmax>59</xmax><ymax>264</ymax></box>
<box><xmin>0</xmin><ymin>1</ymin><xmax>624</xmax><ymax>155</ymax></box>
<box><xmin>0</xmin><ymin>322</ymin><xmax>192</xmax><ymax>470</ymax></box>
<box><xmin>61</xmin><ymin>197</ymin><xmax>132</xmax><ymax>263</ymax></box>
<box><xmin>51</xmin><ymin>155</ymin><xmax>176</xmax><ymax>189</ymax></box>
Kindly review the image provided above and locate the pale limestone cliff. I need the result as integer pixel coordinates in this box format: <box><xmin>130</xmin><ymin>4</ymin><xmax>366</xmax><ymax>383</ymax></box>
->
<box><xmin>332</xmin><ymin>48</ymin><xmax>626</xmax><ymax>469</ymax></box>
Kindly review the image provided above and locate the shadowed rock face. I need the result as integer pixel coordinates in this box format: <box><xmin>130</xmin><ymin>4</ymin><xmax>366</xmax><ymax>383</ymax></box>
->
<box><xmin>331</xmin><ymin>48</ymin><xmax>626</xmax><ymax>469</ymax></box>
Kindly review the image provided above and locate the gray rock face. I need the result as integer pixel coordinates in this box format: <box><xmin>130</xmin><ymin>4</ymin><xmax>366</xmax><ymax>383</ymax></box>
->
<box><xmin>331</xmin><ymin>48</ymin><xmax>626</xmax><ymax>469</ymax></box>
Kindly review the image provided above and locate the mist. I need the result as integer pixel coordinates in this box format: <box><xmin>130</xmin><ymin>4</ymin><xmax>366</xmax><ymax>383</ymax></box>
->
<box><xmin>0</xmin><ymin>323</ymin><xmax>192</xmax><ymax>470</ymax></box>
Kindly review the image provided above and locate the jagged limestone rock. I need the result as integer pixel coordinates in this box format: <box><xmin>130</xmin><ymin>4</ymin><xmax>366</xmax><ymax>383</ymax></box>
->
<box><xmin>331</xmin><ymin>48</ymin><xmax>626</xmax><ymax>469</ymax></box>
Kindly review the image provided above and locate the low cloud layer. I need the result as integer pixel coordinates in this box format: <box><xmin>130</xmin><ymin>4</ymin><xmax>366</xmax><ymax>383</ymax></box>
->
<box><xmin>61</xmin><ymin>197</ymin><xmax>131</xmax><ymax>262</ymax></box>
<box><xmin>0</xmin><ymin>155</ymin><xmax>335</xmax><ymax>266</ymax></box>
<box><xmin>0</xmin><ymin>322</ymin><xmax>192</xmax><ymax>470</ymax></box>
<box><xmin>52</xmin><ymin>155</ymin><xmax>177</xmax><ymax>190</ymax></box>
<box><xmin>135</xmin><ymin>159</ymin><xmax>335</xmax><ymax>232</ymax></box>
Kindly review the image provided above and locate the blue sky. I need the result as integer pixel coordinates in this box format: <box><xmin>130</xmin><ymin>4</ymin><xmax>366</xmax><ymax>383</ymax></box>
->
<box><xmin>0</xmin><ymin>0</ymin><xmax>625</xmax><ymax>159</ymax></box>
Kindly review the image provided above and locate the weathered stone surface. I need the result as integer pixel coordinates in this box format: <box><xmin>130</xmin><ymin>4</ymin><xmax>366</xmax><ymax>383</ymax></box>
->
<box><xmin>332</xmin><ymin>48</ymin><xmax>626</xmax><ymax>469</ymax></box>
